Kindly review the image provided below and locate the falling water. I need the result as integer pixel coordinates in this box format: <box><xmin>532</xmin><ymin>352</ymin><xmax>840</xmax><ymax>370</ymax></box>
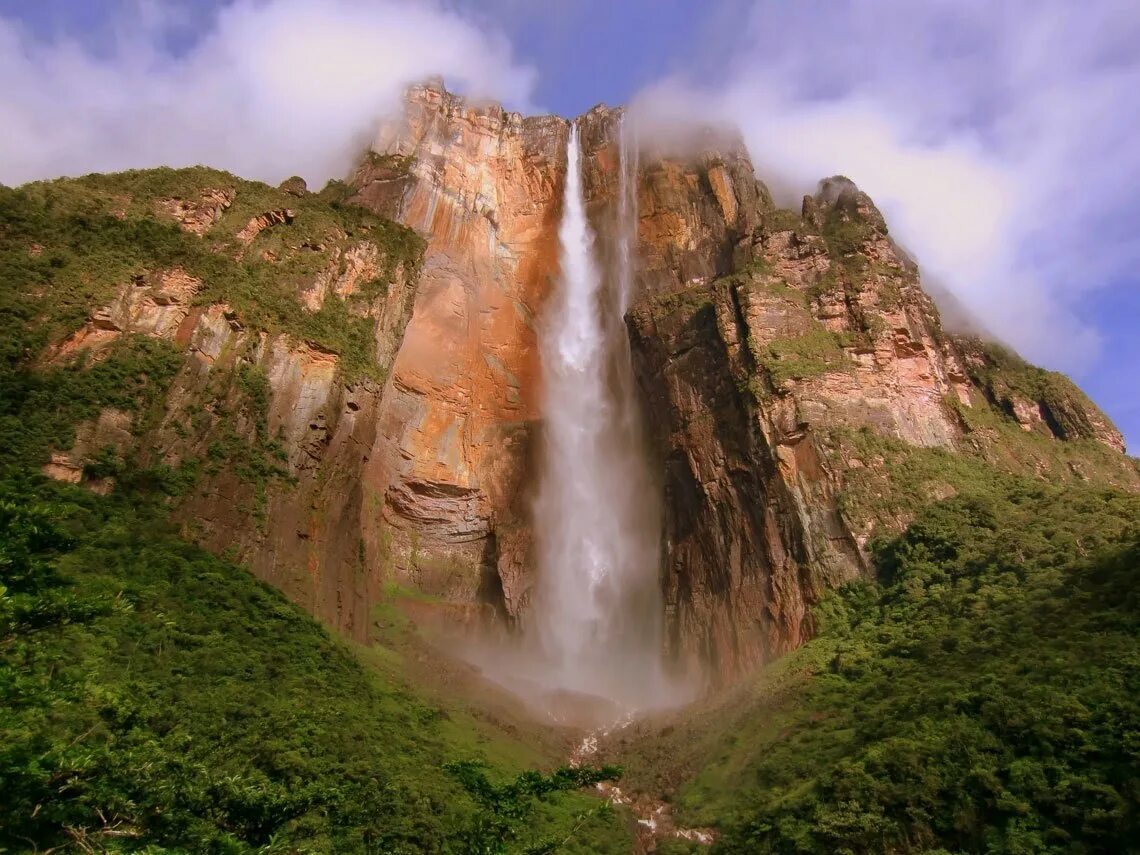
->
<box><xmin>615</xmin><ymin>115</ymin><xmax>639</xmax><ymax>315</ymax></box>
<box><xmin>530</xmin><ymin>119</ymin><xmax>670</xmax><ymax>710</ymax></box>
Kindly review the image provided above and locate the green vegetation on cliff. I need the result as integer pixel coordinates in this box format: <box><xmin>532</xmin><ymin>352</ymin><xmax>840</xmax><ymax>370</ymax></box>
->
<box><xmin>0</xmin><ymin>167</ymin><xmax>423</xmax><ymax>382</ymax></box>
<box><xmin>0</xmin><ymin>336</ymin><xmax>184</xmax><ymax>475</ymax></box>
<box><xmin>0</xmin><ymin>326</ymin><xmax>295</xmax><ymax>527</ymax></box>
<box><xmin>758</xmin><ymin>327</ymin><xmax>852</xmax><ymax>385</ymax></box>
<box><xmin>620</xmin><ymin>483</ymin><xmax>1140</xmax><ymax>854</ymax></box>
<box><xmin>832</xmin><ymin>421</ymin><xmax>1139</xmax><ymax>540</ymax></box>
<box><xmin>959</xmin><ymin>338</ymin><xmax>1117</xmax><ymax>445</ymax></box>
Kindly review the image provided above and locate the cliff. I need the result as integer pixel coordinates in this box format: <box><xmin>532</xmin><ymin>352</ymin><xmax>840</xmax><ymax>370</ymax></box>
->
<box><xmin>11</xmin><ymin>80</ymin><xmax>1136</xmax><ymax>688</ymax></box>
<box><xmin>2</xmin><ymin>166</ymin><xmax>427</xmax><ymax>641</ymax></box>
<box><xmin>348</xmin><ymin>81</ymin><xmax>565</xmax><ymax>622</ymax></box>
<box><xmin>621</xmin><ymin>169</ymin><xmax>1138</xmax><ymax>678</ymax></box>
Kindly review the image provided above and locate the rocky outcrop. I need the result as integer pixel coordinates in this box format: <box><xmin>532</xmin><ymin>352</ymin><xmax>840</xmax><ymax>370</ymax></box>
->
<box><xmin>50</xmin><ymin>268</ymin><xmax>204</xmax><ymax>361</ymax></box>
<box><xmin>278</xmin><ymin>176</ymin><xmax>308</xmax><ymax>197</ymax></box>
<box><xmin>623</xmin><ymin>166</ymin><xmax>1135</xmax><ymax>680</ymax></box>
<box><xmin>958</xmin><ymin>337</ymin><xmax>1126</xmax><ymax>452</ymax></box>
<box><xmin>237</xmin><ymin>208</ymin><xmax>295</xmax><ymax>245</ymax></box>
<box><xmin>38</xmin><ymin>170</ymin><xmax>421</xmax><ymax>642</ymax></box>
<box><xmin>157</xmin><ymin>189</ymin><xmax>234</xmax><ymax>235</ymax></box>
<box><xmin>42</xmin><ymin>408</ymin><xmax>134</xmax><ymax>494</ymax></box>
<box><xmin>300</xmin><ymin>242</ymin><xmax>384</xmax><ymax>311</ymax></box>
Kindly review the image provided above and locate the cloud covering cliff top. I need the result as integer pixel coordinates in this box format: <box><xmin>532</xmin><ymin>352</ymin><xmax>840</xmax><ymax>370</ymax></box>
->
<box><xmin>630</xmin><ymin>0</ymin><xmax>1140</xmax><ymax>377</ymax></box>
<box><xmin>0</xmin><ymin>0</ymin><xmax>536</xmax><ymax>187</ymax></box>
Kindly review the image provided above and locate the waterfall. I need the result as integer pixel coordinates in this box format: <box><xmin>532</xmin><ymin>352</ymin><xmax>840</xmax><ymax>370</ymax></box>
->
<box><xmin>616</xmin><ymin>114</ymin><xmax>639</xmax><ymax>315</ymax></box>
<box><xmin>530</xmin><ymin>120</ymin><xmax>669</xmax><ymax>709</ymax></box>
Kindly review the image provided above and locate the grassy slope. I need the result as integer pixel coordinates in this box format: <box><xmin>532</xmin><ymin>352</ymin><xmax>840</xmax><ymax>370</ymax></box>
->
<box><xmin>1</xmin><ymin>167</ymin><xmax>422</xmax><ymax>382</ymax></box>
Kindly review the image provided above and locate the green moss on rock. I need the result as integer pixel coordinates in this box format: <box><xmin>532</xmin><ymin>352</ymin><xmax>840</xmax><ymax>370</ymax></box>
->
<box><xmin>961</xmin><ymin>338</ymin><xmax>1117</xmax><ymax>444</ymax></box>
<box><xmin>758</xmin><ymin>328</ymin><xmax>853</xmax><ymax>385</ymax></box>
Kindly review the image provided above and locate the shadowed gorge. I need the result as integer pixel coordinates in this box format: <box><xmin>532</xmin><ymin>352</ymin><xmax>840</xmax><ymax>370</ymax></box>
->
<box><xmin>3</xmin><ymin>75</ymin><xmax>1139</xmax><ymax>853</ymax></box>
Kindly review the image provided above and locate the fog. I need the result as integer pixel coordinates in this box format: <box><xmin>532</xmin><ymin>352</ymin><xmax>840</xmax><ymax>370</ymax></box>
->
<box><xmin>0</xmin><ymin>0</ymin><xmax>535</xmax><ymax>188</ymax></box>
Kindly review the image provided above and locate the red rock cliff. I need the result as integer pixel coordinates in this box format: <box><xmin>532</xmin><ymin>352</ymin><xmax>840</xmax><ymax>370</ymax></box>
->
<box><xmin>39</xmin><ymin>82</ymin><xmax>1137</xmax><ymax>688</ymax></box>
<box><xmin>623</xmin><ymin>169</ymin><xmax>1137</xmax><ymax>681</ymax></box>
<box><xmin>349</xmin><ymin>81</ymin><xmax>568</xmax><ymax>621</ymax></box>
<box><xmin>350</xmin><ymin>85</ymin><xmax>1134</xmax><ymax>684</ymax></box>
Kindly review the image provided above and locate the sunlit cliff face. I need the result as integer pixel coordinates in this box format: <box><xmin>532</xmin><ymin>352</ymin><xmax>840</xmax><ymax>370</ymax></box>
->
<box><xmin>350</xmin><ymin>82</ymin><xmax>1133</xmax><ymax>724</ymax></box>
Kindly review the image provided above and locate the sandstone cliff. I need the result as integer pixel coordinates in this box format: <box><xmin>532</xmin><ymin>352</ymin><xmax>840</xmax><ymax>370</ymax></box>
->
<box><xmin>348</xmin><ymin>84</ymin><xmax>1135</xmax><ymax>682</ymax></box>
<box><xmin>24</xmin><ymin>81</ymin><xmax>1137</xmax><ymax>688</ymax></box>
<box><xmin>348</xmin><ymin>81</ymin><xmax>566</xmax><ymax>622</ymax></box>
<box><xmin>20</xmin><ymin>167</ymin><xmax>422</xmax><ymax>641</ymax></box>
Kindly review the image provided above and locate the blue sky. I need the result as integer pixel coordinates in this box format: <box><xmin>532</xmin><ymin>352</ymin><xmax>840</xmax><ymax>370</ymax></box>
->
<box><xmin>1</xmin><ymin>0</ymin><xmax>1137</xmax><ymax>450</ymax></box>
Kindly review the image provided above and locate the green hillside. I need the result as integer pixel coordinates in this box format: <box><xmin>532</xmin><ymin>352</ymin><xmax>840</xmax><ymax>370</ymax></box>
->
<box><xmin>614</xmin><ymin>484</ymin><xmax>1140</xmax><ymax>853</ymax></box>
<box><xmin>4</xmin><ymin>163</ymin><xmax>1140</xmax><ymax>855</ymax></box>
<box><xmin>0</xmin><ymin>476</ymin><xmax>630</xmax><ymax>853</ymax></box>
<box><xmin>0</xmin><ymin>168</ymin><xmax>630</xmax><ymax>854</ymax></box>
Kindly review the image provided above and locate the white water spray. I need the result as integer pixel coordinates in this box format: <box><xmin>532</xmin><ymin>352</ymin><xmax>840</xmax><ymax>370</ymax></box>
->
<box><xmin>530</xmin><ymin>120</ymin><xmax>671</xmax><ymax>710</ymax></box>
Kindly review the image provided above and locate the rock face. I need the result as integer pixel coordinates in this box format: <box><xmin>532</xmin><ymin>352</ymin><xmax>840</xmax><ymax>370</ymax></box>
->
<box><xmin>35</xmin><ymin>165</ymin><xmax>424</xmax><ymax>643</ymax></box>
<box><xmin>348</xmin><ymin>81</ymin><xmax>568</xmax><ymax>620</ymax></box>
<box><xmin>46</xmin><ymin>257</ymin><xmax>418</xmax><ymax>639</ymax></box>
<box><xmin>156</xmin><ymin>188</ymin><xmax>234</xmax><ymax>234</ymax></box>
<box><xmin>51</xmin><ymin>268</ymin><xmax>205</xmax><ymax>359</ymax></box>
<box><xmin>35</xmin><ymin>81</ymin><xmax>1136</xmax><ymax>688</ymax></box>
<box><xmin>622</xmin><ymin>176</ymin><xmax>968</xmax><ymax>678</ymax></box>
<box><xmin>621</xmin><ymin>169</ymin><xmax>1134</xmax><ymax>681</ymax></box>
<box><xmin>236</xmin><ymin>208</ymin><xmax>295</xmax><ymax>245</ymax></box>
<box><xmin>345</xmin><ymin>83</ymin><xmax>1132</xmax><ymax>684</ymax></box>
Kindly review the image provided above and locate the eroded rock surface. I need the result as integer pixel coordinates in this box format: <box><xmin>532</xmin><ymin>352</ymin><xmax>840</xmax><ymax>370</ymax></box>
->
<box><xmin>51</xmin><ymin>268</ymin><xmax>204</xmax><ymax>360</ymax></box>
<box><xmin>237</xmin><ymin>208</ymin><xmax>295</xmax><ymax>245</ymax></box>
<box><xmin>624</xmin><ymin>169</ymin><xmax>1134</xmax><ymax>681</ymax></box>
<box><xmin>156</xmin><ymin>189</ymin><xmax>234</xmax><ymax>235</ymax></box>
<box><xmin>347</xmin><ymin>87</ymin><xmax>1131</xmax><ymax>681</ymax></box>
<box><xmin>40</xmin><ymin>177</ymin><xmax>418</xmax><ymax>642</ymax></box>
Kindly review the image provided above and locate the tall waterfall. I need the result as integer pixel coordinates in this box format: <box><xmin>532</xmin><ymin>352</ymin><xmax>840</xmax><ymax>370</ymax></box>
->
<box><xmin>531</xmin><ymin>120</ymin><xmax>669</xmax><ymax>709</ymax></box>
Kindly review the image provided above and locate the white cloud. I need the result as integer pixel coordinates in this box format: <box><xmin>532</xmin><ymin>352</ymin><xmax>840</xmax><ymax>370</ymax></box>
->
<box><xmin>632</xmin><ymin>0</ymin><xmax>1140</xmax><ymax>374</ymax></box>
<box><xmin>0</xmin><ymin>0</ymin><xmax>536</xmax><ymax>187</ymax></box>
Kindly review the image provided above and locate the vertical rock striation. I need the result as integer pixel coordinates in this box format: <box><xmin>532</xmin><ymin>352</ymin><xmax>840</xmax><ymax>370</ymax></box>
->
<box><xmin>621</xmin><ymin>164</ymin><xmax>1135</xmax><ymax>682</ymax></box>
<box><xmin>557</xmin><ymin>101</ymin><xmax>1132</xmax><ymax>683</ymax></box>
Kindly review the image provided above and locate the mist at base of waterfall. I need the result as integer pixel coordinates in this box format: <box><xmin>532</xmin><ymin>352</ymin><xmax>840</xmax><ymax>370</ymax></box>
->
<box><xmin>451</xmin><ymin>633</ymin><xmax>697</xmax><ymax>734</ymax></box>
<box><xmin>530</xmin><ymin>121</ymin><xmax>673</xmax><ymax>710</ymax></box>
